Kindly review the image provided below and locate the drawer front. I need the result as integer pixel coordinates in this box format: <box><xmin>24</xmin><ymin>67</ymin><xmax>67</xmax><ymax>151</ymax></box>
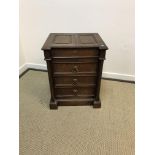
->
<box><xmin>52</xmin><ymin>49</ymin><xmax>98</xmax><ymax>57</ymax></box>
<box><xmin>53</xmin><ymin>63</ymin><xmax>98</xmax><ymax>74</ymax></box>
<box><xmin>54</xmin><ymin>76</ymin><xmax>96</xmax><ymax>85</ymax></box>
<box><xmin>55</xmin><ymin>87</ymin><xmax>95</xmax><ymax>98</ymax></box>
<box><xmin>52</xmin><ymin>57</ymin><xmax>98</xmax><ymax>63</ymax></box>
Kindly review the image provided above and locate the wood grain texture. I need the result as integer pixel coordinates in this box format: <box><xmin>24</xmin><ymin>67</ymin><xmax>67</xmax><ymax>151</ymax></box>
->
<box><xmin>42</xmin><ymin>33</ymin><xmax>108</xmax><ymax>50</ymax></box>
<box><xmin>42</xmin><ymin>33</ymin><xmax>108</xmax><ymax>109</ymax></box>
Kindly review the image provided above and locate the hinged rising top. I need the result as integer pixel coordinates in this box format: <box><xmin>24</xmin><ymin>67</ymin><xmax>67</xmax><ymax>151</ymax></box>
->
<box><xmin>42</xmin><ymin>33</ymin><xmax>108</xmax><ymax>50</ymax></box>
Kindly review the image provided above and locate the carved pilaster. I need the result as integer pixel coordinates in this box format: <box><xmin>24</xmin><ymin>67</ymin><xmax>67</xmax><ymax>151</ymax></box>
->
<box><xmin>93</xmin><ymin>49</ymin><xmax>106</xmax><ymax>108</ymax></box>
<box><xmin>44</xmin><ymin>50</ymin><xmax>57</xmax><ymax>109</ymax></box>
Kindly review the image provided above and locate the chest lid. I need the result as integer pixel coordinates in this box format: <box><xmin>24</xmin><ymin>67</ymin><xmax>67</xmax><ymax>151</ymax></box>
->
<box><xmin>41</xmin><ymin>33</ymin><xmax>108</xmax><ymax>50</ymax></box>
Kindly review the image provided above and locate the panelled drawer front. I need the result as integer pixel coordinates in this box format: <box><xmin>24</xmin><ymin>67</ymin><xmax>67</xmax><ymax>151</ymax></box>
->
<box><xmin>52</xmin><ymin>57</ymin><xmax>98</xmax><ymax>63</ymax></box>
<box><xmin>52</xmin><ymin>48</ymin><xmax>98</xmax><ymax>99</ymax></box>
<box><xmin>52</xmin><ymin>49</ymin><xmax>98</xmax><ymax>57</ymax></box>
<box><xmin>55</xmin><ymin>87</ymin><xmax>95</xmax><ymax>98</ymax></box>
<box><xmin>53</xmin><ymin>63</ymin><xmax>97</xmax><ymax>73</ymax></box>
<box><xmin>54</xmin><ymin>76</ymin><xmax>96</xmax><ymax>85</ymax></box>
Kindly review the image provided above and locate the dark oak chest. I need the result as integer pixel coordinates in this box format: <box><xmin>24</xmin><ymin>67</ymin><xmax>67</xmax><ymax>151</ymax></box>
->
<box><xmin>42</xmin><ymin>33</ymin><xmax>108</xmax><ymax>109</ymax></box>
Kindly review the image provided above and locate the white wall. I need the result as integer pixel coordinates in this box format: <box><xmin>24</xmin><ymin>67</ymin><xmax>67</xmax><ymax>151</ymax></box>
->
<box><xmin>19</xmin><ymin>39</ymin><xmax>27</xmax><ymax>74</ymax></box>
<box><xmin>19</xmin><ymin>50</ymin><xmax>25</xmax><ymax>67</ymax></box>
<box><xmin>19</xmin><ymin>39</ymin><xmax>25</xmax><ymax>67</ymax></box>
<box><xmin>20</xmin><ymin>0</ymin><xmax>135</xmax><ymax>80</ymax></box>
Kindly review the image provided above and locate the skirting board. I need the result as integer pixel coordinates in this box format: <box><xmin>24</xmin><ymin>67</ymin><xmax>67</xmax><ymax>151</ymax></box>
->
<box><xmin>19</xmin><ymin>63</ymin><xmax>28</xmax><ymax>75</ymax></box>
<box><xmin>102</xmin><ymin>72</ymin><xmax>135</xmax><ymax>81</ymax></box>
<box><xmin>19</xmin><ymin>63</ymin><xmax>135</xmax><ymax>81</ymax></box>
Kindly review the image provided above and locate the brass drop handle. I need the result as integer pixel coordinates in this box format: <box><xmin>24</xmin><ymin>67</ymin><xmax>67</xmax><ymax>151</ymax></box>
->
<box><xmin>73</xmin><ymin>89</ymin><xmax>78</xmax><ymax>95</ymax></box>
<box><xmin>73</xmin><ymin>79</ymin><xmax>78</xmax><ymax>83</ymax></box>
<box><xmin>72</xmin><ymin>66</ymin><xmax>79</xmax><ymax>73</ymax></box>
<box><xmin>72</xmin><ymin>79</ymin><xmax>78</xmax><ymax>86</ymax></box>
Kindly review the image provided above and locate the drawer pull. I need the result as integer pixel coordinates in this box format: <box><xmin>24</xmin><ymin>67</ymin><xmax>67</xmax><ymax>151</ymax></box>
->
<box><xmin>73</xmin><ymin>89</ymin><xmax>78</xmax><ymax>95</ymax></box>
<box><xmin>72</xmin><ymin>66</ymin><xmax>79</xmax><ymax>73</ymax></box>
<box><xmin>72</xmin><ymin>79</ymin><xmax>78</xmax><ymax>86</ymax></box>
<box><xmin>73</xmin><ymin>79</ymin><xmax>78</xmax><ymax>82</ymax></box>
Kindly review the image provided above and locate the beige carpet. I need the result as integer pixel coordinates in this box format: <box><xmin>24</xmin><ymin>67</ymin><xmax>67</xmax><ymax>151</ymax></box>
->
<box><xmin>19</xmin><ymin>70</ymin><xmax>135</xmax><ymax>155</ymax></box>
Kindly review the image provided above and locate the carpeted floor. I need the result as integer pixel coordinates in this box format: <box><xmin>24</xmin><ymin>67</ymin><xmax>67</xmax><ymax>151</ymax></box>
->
<box><xmin>19</xmin><ymin>70</ymin><xmax>135</xmax><ymax>155</ymax></box>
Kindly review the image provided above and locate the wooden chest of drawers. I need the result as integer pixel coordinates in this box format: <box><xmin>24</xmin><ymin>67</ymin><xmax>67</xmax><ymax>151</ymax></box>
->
<box><xmin>41</xmin><ymin>33</ymin><xmax>108</xmax><ymax>109</ymax></box>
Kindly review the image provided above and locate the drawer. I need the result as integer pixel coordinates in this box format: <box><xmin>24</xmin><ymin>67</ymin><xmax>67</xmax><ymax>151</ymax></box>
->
<box><xmin>55</xmin><ymin>87</ymin><xmax>95</xmax><ymax>98</ymax></box>
<box><xmin>53</xmin><ymin>63</ymin><xmax>98</xmax><ymax>74</ymax></box>
<box><xmin>52</xmin><ymin>49</ymin><xmax>99</xmax><ymax>57</ymax></box>
<box><xmin>54</xmin><ymin>76</ymin><xmax>96</xmax><ymax>85</ymax></box>
<box><xmin>52</xmin><ymin>57</ymin><xmax>98</xmax><ymax>63</ymax></box>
